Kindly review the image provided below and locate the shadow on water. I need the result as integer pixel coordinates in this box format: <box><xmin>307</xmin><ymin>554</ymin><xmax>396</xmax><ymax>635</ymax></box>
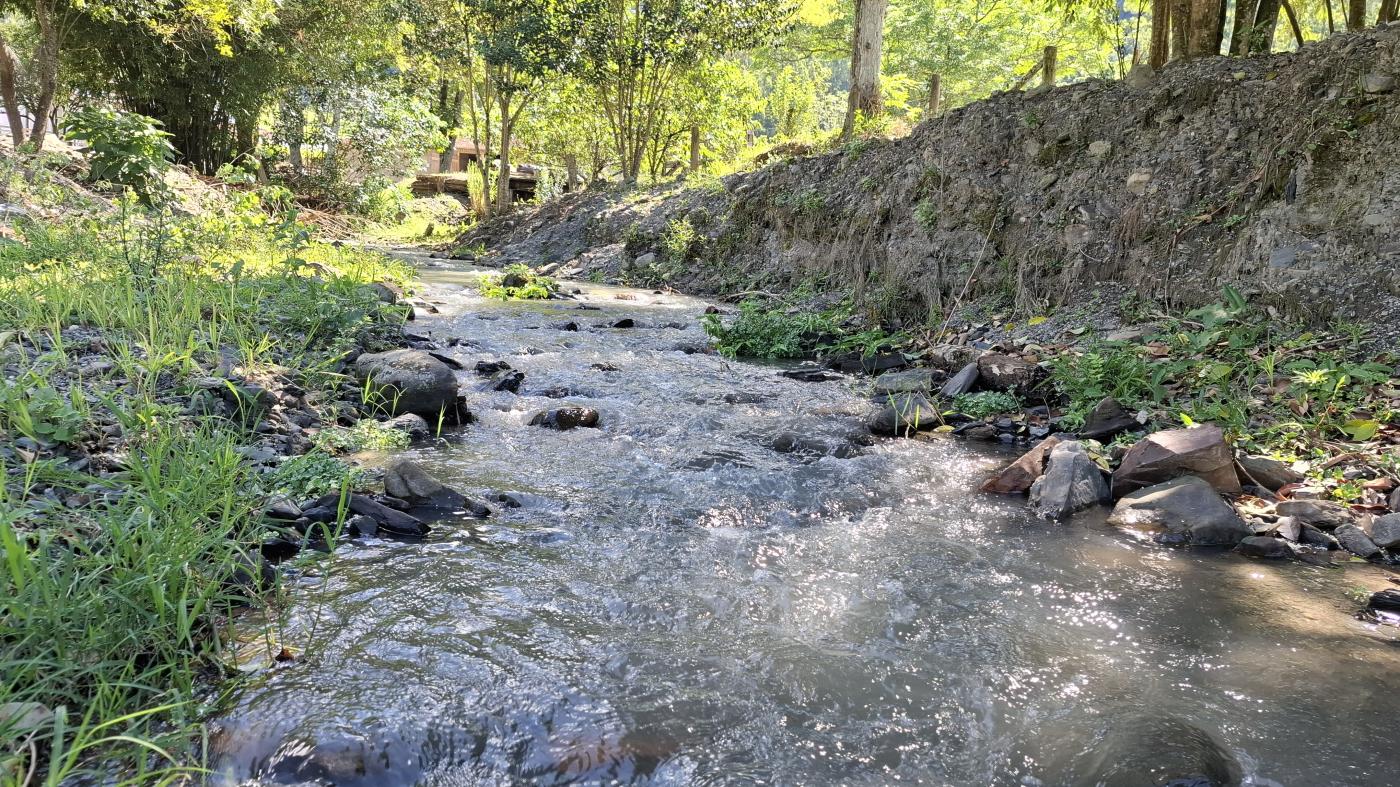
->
<box><xmin>210</xmin><ymin>251</ymin><xmax>1400</xmax><ymax>786</ymax></box>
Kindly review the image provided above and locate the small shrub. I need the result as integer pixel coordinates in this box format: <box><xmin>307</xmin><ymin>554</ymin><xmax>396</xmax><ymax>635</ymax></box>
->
<box><xmin>62</xmin><ymin>107</ymin><xmax>174</xmax><ymax>201</ymax></box>
<box><xmin>953</xmin><ymin>391</ymin><xmax>1021</xmax><ymax>418</ymax></box>
<box><xmin>267</xmin><ymin>451</ymin><xmax>366</xmax><ymax>500</ymax></box>
<box><xmin>311</xmin><ymin>419</ymin><xmax>411</xmax><ymax>454</ymax></box>
<box><xmin>478</xmin><ymin>263</ymin><xmax>556</xmax><ymax>300</ymax></box>
<box><xmin>914</xmin><ymin>201</ymin><xmax>939</xmax><ymax>232</ymax></box>
<box><xmin>661</xmin><ymin>217</ymin><xmax>698</xmax><ymax>264</ymax></box>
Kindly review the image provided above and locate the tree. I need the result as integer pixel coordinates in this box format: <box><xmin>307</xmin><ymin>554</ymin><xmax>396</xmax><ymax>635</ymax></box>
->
<box><xmin>577</xmin><ymin>0</ymin><xmax>789</xmax><ymax>182</ymax></box>
<box><xmin>840</xmin><ymin>0</ymin><xmax>886</xmax><ymax>139</ymax></box>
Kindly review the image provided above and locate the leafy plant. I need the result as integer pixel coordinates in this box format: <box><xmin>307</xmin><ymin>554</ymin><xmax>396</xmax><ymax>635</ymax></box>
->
<box><xmin>0</xmin><ymin>373</ymin><xmax>88</xmax><ymax>445</ymax></box>
<box><xmin>266</xmin><ymin>451</ymin><xmax>366</xmax><ymax>500</ymax></box>
<box><xmin>311</xmin><ymin>419</ymin><xmax>411</xmax><ymax>454</ymax></box>
<box><xmin>914</xmin><ymin>200</ymin><xmax>939</xmax><ymax>231</ymax></box>
<box><xmin>62</xmin><ymin>108</ymin><xmax>174</xmax><ymax>201</ymax></box>
<box><xmin>478</xmin><ymin>264</ymin><xmax>557</xmax><ymax>300</ymax></box>
<box><xmin>952</xmin><ymin>391</ymin><xmax>1021</xmax><ymax>418</ymax></box>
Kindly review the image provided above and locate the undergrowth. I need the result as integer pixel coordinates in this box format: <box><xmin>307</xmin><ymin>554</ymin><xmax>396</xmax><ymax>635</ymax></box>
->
<box><xmin>478</xmin><ymin>263</ymin><xmax>556</xmax><ymax>300</ymax></box>
<box><xmin>1049</xmin><ymin>287</ymin><xmax>1395</xmax><ymax>456</ymax></box>
<box><xmin>702</xmin><ymin>296</ymin><xmax>906</xmax><ymax>359</ymax></box>
<box><xmin>0</xmin><ymin>153</ymin><xmax>409</xmax><ymax>781</ymax></box>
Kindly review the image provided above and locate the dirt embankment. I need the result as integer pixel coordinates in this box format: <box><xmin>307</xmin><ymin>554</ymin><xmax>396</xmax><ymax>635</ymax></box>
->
<box><xmin>458</xmin><ymin>26</ymin><xmax>1400</xmax><ymax>332</ymax></box>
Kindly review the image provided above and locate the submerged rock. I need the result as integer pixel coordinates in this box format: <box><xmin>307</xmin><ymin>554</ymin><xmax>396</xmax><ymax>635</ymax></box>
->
<box><xmin>384</xmin><ymin>460</ymin><xmax>491</xmax><ymax>518</ymax></box>
<box><xmin>1235</xmin><ymin>535</ymin><xmax>1295</xmax><ymax>559</ymax></box>
<box><xmin>531</xmin><ymin>407</ymin><xmax>601</xmax><ymax>430</ymax></box>
<box><xmin>1112</xmin><ymin>425</ymin><xmax>1240</xmax><ymax>497</ymax></box>
<box><xmin>867</xmin><ymin>393</ymin><xmax>942</xmax><ymax>436</ymax></box>
<box><xmin>354</xmin><ymin>350</ymin><xmax>461</xmax><ymax>420</ymax></box>
<box><xmin>1107</xmin><ymin>475</ymin><xmax>1251</xmax><ymax>546</ymax></box>
<box><xmin>1029</xmin><ymin>441</ymin><xmax>1109</xmax><ymax>520</ymax></box>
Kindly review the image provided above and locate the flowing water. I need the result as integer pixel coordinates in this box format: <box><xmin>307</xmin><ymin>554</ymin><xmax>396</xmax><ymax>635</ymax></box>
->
<box><xmin>212</xmin><ymin>254</ymin><xmax>1400</xmax><ymax>786</ymax></box>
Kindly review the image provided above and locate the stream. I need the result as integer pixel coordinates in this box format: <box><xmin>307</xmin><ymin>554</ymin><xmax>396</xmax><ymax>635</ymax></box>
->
<box><xmin>211</xmin><ymin>252</ymin><xmax>1400</xmax><ymax>786</ymax></box>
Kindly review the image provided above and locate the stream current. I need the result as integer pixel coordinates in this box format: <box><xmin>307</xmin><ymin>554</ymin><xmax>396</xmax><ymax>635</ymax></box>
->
<box><xmin>212</xmin><ymin>254</ymin><xmax>1400</xmax><ymax>786</ymax></box>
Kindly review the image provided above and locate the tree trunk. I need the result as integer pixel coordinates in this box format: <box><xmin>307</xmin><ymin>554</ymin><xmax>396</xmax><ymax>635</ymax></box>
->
<box><xmin>927</xmin><ymin>73</ymin><xmax>941</xmax><ymax>116</ymax></box>
<box><xmin>1230</xmin><ymin>0</ymin><xmax>1260</xmax><ymax>53</ymax></box>
<box><xmin>565</xmin><ymin>153</ymin><xmax>580</xmax><ymax>192</ymax></box>
<box><xmin>1280</xmin><ymin>0</ymin><xmax>1306</xmax><ymax>47</ymax></box>
<box><xmin>1346</xmin><ymin>0</ymin><xmax>1365</xmax><ymax>29</ymax></box>
<box><xmin>438</xmin><ymin>88</ymin><xmax>465</xmax><ymax>173</ymax></box>
<box><xmin>496</xmin><ymin>112</ymin><xmax>512</xmax><ymax>213</ymax></box>
<box><xmin>1325</xmin><ymin>0</ymin><xmax>1335</xmax><ymax>34</ymax></box>
<box><xmin>841</xmin><ymin>0</ymin><xmax>888</xmax><ymax>140</ymax></box>
<box><xmin>1249</xmin><ymin>0</ymin><xmax>1281</xmax><ymax>52</ymax></box>
<box><xmin>1041</xmin><ymin>46</ymin><xmax>1058</xmax><ymax>87</ymax></box>
<box><xmin>0</xmin><ymin>36</ymin><xmax>24</xmax><ymax>148</ymax></box>
<box><xmin>282</xmin><ymin>99</ymin><xmax>305</xmax><ymax>172</ymax></box>
<box><xmin>688</xmin><ymin>125</ymin><xmax>701</xmax><ymax>172</ymax></box>
<box><xmin>1171</xmin><ymin>0</ymin><xmax>1190</xmax><ymax>59</ymax></box>
<box><xmin>1150</xmin><ymin>0</ymin><xmax>1172</xmax><ymax>67</ymax></box>
<box><xmin>1380</xmin><ymin>0</ymin><xmax>1398</xmax><ymax>23</ymax></box>
<box><xmin>1184</xmin><ymin>0</ymin><xmax>1224</xmax><ymax>58</ymax></box>
<box><xmin>29</xmin><ymin>0</ymin><xmax>60</xmax><ymax>149</ymax></box>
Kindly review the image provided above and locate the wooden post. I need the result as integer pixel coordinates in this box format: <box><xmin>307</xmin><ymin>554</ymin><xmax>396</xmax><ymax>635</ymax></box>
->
<box><xmin>927</xmin><ymin>73</ymin><xmax>941</xmax><ymax>116</ymax></box>
<box><xmin>1041</xmin><ymin>46</ymin><xmax>1057</xmax><ymax>87</ymax></box>
<box><xmin>689</xmin><ymin>125</ymin><xmax>701</xmax><ymax>172</ymax></box>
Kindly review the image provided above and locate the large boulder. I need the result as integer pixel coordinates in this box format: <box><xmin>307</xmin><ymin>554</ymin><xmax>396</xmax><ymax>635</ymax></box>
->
<box><xmin>981</xmin><ymin>436</ymin><xmax>1062</xmax><ymax>494</ymax></box>
<box><xmin>1077</xmin><ymin>397</ymin><xmax>1138</xmax><ymax>441</ymax></box>
<box><xmin>867</xmin><ymin>393</ymin><xmax>942</xmax><ymax>436</ymax></box>
<box><xmin>1107</xmin><ymin>475</ymin><xmax>1251</xmax><ymax>546</ymax></box>
<box><xmin>1111</xmin><ymin>425</ymin><xmax>1240</xmax><ymax>497</ymax></box>
<box><xmin>976</xmin><ymin>353</ymin><xmax>1040</xmax><ymax>392</ymax></box>
<box><xmin>1029</xmin><ymin>441</ymin><xmax>1109</xmax><ymax>520</ymax></box>
<box><xmin>354</xmin><ymin>350</ymin><xmax>460</xmax><ymax>419</ymax></box>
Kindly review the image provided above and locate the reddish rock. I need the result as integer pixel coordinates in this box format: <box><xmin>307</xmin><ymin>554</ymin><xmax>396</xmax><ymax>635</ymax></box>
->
<box><xmin>980</xmin><ymin>436</ymin><xmax>1063</xmax><ymax>494</ymax></box>
<box><xmin>1111</xmin><ymin>425</ymin><xmax>1240</xmax><ymax>498</ymax></box>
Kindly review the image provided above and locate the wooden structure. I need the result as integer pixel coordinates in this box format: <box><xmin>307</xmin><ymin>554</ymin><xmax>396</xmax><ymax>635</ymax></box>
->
<box><xmin>416</xmin><ymin>139</ymin><xmax>539</xmax><ymax>204</ymax></box>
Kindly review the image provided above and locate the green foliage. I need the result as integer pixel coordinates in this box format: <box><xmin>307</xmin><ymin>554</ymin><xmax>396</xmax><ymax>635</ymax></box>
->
<box><xmin>267</xmin><ymin>451</ymin><xmax>366</xmax><ymax>500</ymax></box>
<box><xmin>702</xmin><ymin>299</ymin><xmax>833</xmax><ymax>358</ymax></box>
<box><xmin>914</xmin><ymin>200</ymin><xmax>939</xmax><ymax>231</ymax></box>
<box><xmin>702</xmin><ymin>297</ymin><xmax>905</xmax><ymax>360</ymax></box>
<box><xmin>0</xmin><ymin>372</ymin><xmax>88</xmax><ymax>445</ymax></box>
<box><xmin>312</xmin><ymin>419</ymin><xmax>412</xmax><ymax>454</ymax></box>
<box><xmin>953</xmin><ymin>390</ymin><xmax>1021</xmax><ymax>418</ymax></box>
<box><xmin>61</xmin><ymin>108</ymin><xmax>174</xmax><ymax>200</ymax></box>
<box><xmin>1050</xmin><ymin>288</ymin><xmax>1395</xmax><ymax>451</ymax></box>
<box><xmin>478</xmin><ymin>263</ymin><xmax>557</xmax><ymax>299</ymax></box>
<box><xmin>661</xmin><ymin>217</ymin><xmax>698</xmax><ymax>264</ymax></box>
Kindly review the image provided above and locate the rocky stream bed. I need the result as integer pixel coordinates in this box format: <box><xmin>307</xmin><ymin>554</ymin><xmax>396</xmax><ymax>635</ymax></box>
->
<box><xmin>210</xmin><ymin>250</ymin><xmax>1400</xmax><ymax>786</ymax></box>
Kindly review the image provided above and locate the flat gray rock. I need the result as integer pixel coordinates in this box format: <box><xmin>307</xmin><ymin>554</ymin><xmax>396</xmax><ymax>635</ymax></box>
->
<box><xmin>1107</xmin><ymin>475</ymin><xmax>1251</xmax><ymax>546</ymax></box>
<box><xmin>1370</xmin><ymin>513</ymin><xmax>1400</xmax><ymax>549</ymax></box>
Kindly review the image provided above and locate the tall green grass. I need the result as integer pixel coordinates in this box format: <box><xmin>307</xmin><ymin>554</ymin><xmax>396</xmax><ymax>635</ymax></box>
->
<box><xmin>0</xmin><ymin>167</ymin><xmax>410</xmax><ymax>781</ymax></box>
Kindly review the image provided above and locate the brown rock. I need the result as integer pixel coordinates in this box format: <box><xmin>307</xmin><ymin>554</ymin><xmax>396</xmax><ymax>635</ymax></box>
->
<box><xmin>1235</xmin><ymin>455</ymin><xmax>1304</xmax><ymax>491</ymax></box>
<box><xmin>981</xmin><ymin>436</ymin><xmax>1062</xmax><ymax>494</ymax></box>
<box><xmin>1078</xmin><ymin>397</ymin><xmax>1138</xmax><ymax>441</ymax></box>
<box><xmin>1112</xmin><ymin>425</ymin><xmax>1240</xmax><ymax>498</ymax></box>
<box><xmin>976</xmin><ymin>353</ymin><xmax>1040</xmax><ymax>392</ymax></box>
